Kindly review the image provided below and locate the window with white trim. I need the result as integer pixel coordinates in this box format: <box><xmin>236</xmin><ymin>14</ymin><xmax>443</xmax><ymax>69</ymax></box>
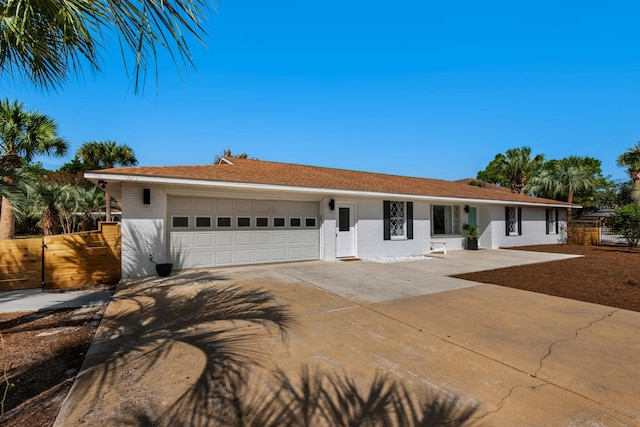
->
<box><xmin>390</xmin><ymin>201</ymin><xmax>405</xmax><ymax>238</ymax></box>
<box><xmin>432</xmin><ymin>205</ymin><xmax>461</xmax><ymax>235</ymax></box>
<box><xmin>217</xmin><ymin>217</ymin><xmax>231</xmax><ymax>228</ymax></box>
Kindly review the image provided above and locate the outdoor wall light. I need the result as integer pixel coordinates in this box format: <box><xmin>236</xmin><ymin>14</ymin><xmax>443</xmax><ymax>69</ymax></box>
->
<box><xmin>329</xmin><ymin>199</ymin><xmax>335</xmax><ymax>210</ymax></box>
<box><xmin>98</xmin><ymin>180</ymin><xmax>107</xmax><ymax>189</ymax></box>
<box><xmin>464</xmin><ymin>205</ymin><xmax>470</xmax><ymax>213</ymax></box>
<box><xmin>143</xmin><ymin>188</ymin><xmax>151</xmax><ymax>205</ymax></box>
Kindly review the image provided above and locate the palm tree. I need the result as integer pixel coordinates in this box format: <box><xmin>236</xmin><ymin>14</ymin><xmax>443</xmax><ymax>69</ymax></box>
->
<box><xmin>0</xmin><ymin>0</ymin><xmax>216</xmax><ymax>92</ymax></box>
<box><xmin>528</xmin><ymin>158</ymin><xmax>598</xmax><ymax>204</ymax></box>
<box><xmin>492</xmin><ymin>146</ymin><xmax>545</xmax><ymax>193</ymax></box>
<box><xmin>30</xmin><ymin>182</ymin><xmax>72</xmax><ymax>236</ymax></box>
<box><xmin>0</xmin><ymin>99</ymin><xmax>67</xmax><ymax>239</ymax></box>
<box><xmin>77</xmin><ymin>140</ymin><xmax>137</xmax><ymax>221</ymax></box>
<box><xmin>617</xmin><ymin>143</ymin><xmax>640</xmax><ymax>204</ymax></box>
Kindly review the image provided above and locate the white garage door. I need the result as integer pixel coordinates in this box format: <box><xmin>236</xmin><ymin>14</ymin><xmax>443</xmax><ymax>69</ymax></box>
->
<box><xmin>168</xmin><ymin>196</ymin><xmax>320</xmax><ymax>269</ymax></box>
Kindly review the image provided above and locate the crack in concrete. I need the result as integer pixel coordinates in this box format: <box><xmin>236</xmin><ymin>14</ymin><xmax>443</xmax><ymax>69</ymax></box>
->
<box><xmin>533</xmin><ymin>309</ymin><xmax>619</xmax><ymax>378</ymax></box>
<box><xmin>471</xmin><ymin>382</ymin><xmax>549</xmax><ymax>421</ymax></box>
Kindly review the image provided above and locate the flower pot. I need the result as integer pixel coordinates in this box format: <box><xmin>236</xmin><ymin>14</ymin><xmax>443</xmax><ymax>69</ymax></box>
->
<box><xmin>155</xmin><ymin>263</ymin><xmax>173</xmax><ymax>277</ymax></box>
<box><xmin>466</xmin><ymin>237</ymin><xmax>478</xmax><ymax>250</ymax></box>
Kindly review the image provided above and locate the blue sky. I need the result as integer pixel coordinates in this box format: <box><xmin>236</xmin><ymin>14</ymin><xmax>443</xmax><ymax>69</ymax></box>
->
<box><xmin>2</xmin><ymin>0</ymin><xmax>639</xmax><ymax>183</ymax></box>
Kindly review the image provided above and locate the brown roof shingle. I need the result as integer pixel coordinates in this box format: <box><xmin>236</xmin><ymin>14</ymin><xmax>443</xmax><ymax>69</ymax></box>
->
<box><xmin>92</xmin><ymin>157</ymin><xmax>572</xmax><ymax>206</ymax></box>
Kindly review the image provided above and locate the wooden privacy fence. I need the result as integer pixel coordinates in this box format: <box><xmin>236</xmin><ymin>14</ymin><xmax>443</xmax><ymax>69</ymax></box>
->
<box><xmin>0</xmin><ymin>223</ymin><xmax>121</xmax><ymax>291</ymax></box>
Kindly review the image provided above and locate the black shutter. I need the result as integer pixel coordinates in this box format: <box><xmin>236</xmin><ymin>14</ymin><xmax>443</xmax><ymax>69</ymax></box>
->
<box><xmin>545</xmin><ymin>209</ymin><xmax>550</xmax><ymax>235</ymax></box>
<box><xmin>383</xmin><ymin>201</ymin><xmax>391</xmax><ymax>240</ymax></box>
<box><xmin>406</xmin><ymin>202</ymin><xmax>413</xmax><ymax>240</ymax></box>
<box><xmin>505</xmin><ymin>207</ymin><xmax>510</xmax><ymax>236</ymax></box>
<box><xmin>555</xmin><ymin>209</ymin><xmax>559</xmax><ymax>234</ymax></box>
<box><xmin>517</xmin><ymin>207</ymin><xmax>522</xmax><ymax>235</ymax></box>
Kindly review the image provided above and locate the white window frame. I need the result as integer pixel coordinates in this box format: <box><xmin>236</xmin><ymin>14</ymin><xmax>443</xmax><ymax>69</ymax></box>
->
<box><xmin>256</xmin><ymin>217</ymin><xmax>269</xmax><ymax>228</ymax></box>
<box><xmin>305</xmin><ymin>217</ymin><xmax>317</xmax><ymax>228</ymax></box>
<box><xmin>390</xmin><ymin>201</ymin><xmax>406</xmax><ymax>239</ymax></box>
<box><xmin>237</xmin><ymin>217</ymin><xmax>251</xmax><ymax>228</ymax></box>
<box><xmin>432</xmin><ymin>205</ymin><xmax>461</xmax><ymax>235</ymax></box>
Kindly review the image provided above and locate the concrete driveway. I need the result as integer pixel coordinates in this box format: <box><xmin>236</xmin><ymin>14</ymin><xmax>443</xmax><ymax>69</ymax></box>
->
<box><xmin>55</xmin><ymin>250</ymin><xmax>640</xmax><ymax>426</ymax></box>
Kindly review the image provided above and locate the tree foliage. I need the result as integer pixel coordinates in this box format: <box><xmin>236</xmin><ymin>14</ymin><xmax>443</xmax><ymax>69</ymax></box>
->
<box><xmin>213</xmin><ymin>148</ymin><xmax>255</xmax><ymax>164</ymax></box>
<box><xmin>0</xmin><ymin>0</ymin><xmax>217</xmax><ymax>92</ymax></box>
<box><xmin>528</xmin><ymin>156</ymin><xmax>600</xmax><ymax>205</ymax></box>
<box><xmin>476</xmin><ymin>146</ymin><xmax>544</xmax><ymax>193</ymax></box>
<box><xmin>77</xmin><ymin>140</ymin><xmax>137</xmax><ymax>221</ymax></box>
<box><xmin>609</xmin><ymin>204</ymin><xmax>640</xmax><ymax>247</ymax></box>
<box><xmin>617</xmin><ymin>142</ymin><xmax>640</xmax><ymax>204</ymax></box>
<box><xmin>0</xmin><ymin>98</ymin><xmax>67</xmax><ymax>239</ymax></box>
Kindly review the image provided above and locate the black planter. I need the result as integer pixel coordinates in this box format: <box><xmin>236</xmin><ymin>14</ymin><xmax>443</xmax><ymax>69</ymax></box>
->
<box><xmin>155</xmin><ymin>263</ymin><xmax>173</xmax><ymax>277</ymax></box>
<box><xmin>466</xmin><ymin>238</ymin><xmax>478</xmax><ymax>250</ymax></box>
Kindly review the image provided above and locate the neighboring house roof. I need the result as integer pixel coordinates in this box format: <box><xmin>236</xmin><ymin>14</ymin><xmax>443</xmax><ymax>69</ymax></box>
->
<box><xmin>86</xmin><ymin>157</ymin><xmax>574</xmax><ymax>207</ymax></box>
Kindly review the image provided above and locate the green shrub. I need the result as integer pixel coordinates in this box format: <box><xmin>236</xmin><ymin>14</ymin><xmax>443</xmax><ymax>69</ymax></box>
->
<box><xmin>609</xmin><ymin>204</ymin><xmax>640</xmax><ymax>247</ymax></box>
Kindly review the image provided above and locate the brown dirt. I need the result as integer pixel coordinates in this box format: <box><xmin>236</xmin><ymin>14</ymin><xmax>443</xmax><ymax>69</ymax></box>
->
<box><xmin>0</xmin><ymin>306</ymin><xmax>105</xmax><ymax>427</ymax></box>
<box><xmin>1</xmin><ymin>244</ymin><xmax>638</xmax><ymax>426</ymax></box>
<box><xmin>454</xmin><ymin>244</ymin><xmax>640</xmax><ymax>312</ymax></box>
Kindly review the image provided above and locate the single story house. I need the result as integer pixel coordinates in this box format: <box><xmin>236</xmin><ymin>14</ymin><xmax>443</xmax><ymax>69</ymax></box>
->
<box><xmin>85</xmin><ymin>157</ymin><xmax>573</xmax><ymax>278</ymax></box>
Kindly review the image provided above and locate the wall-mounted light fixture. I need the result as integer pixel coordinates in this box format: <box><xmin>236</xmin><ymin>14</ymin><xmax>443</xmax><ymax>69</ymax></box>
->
<box><xmin>143</xmin><ymin>188</ymin><xmax>151</xmax><ymax>205</ymax></box>
<box><xmin>464</xmin><ymin>205</ymin><xmax>470</xmax><ymax>213</ymax></box>
<box><xmin>98</xmin><ymin>180</ymin><xmax>107</xmax><ymax>189</ymax></box>
<box><xmin>329</xmin><ymin>199</ymin><xmax>335</xmax><ymax>210</ymax></box>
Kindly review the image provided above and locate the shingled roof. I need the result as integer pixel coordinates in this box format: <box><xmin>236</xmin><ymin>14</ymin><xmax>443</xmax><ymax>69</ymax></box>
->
<box><xmin>90</xmin><ymin>157</ymin><xmax>572</xmax><ymax>206</ymax></box>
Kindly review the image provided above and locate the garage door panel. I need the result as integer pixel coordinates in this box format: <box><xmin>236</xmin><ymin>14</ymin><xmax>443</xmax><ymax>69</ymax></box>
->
<box><xmin>169</xmin><ymin>197</ymin><xmax>319</xmax><ymax>269</ymax></box>
<box><xmin>288</xmin><ymin>231</ymin><xmax>303</xmax><ymax>244</ymax></box>
<box><xmin>215</xmin><ymin>233</ymin><xmax>233</xmax><ymax>247</ymax></box>
<box><xmin>193</xmin><ymin>251</ymin><xmax>213</xmax><ymax>267</ymax></box>
<box><xmin>215</xmin><ymin>251</ymin><xmax>233</xmax><ymax>265</ymax></box>
<box><xmin>254</xmin><ymin>232</ymin><xmax>270</xmax><ymax>245</ymax></box>
<box><xmin>254</xmin><ymin>248</ymin><xmax>270</xmax><ymax>262</ymax></box>
<box><xmin>272</xmin><ymin>232</ymin><xmax>287</xmax><ymax>245</ymax></box>
<box><xmin>193</xmin><ymin>233</ymin><xmax>213</xmax><ymax>247</ymax></box>
<box><xmin>288</xmin><ymin>247</ymin><xmax>303</xmax><ymax>260</ymax></box>
<box><xmin>304</xmin><ymin>231</ymin><xmax>319</xmax><ymax>244</ymax></box>
<box><xmin>272</xmin><ymin>247</ymin><xmax>287</xmax><ymax>261</ymax></box>
<box><xmin>235</xmin><ymin>232</ymin><xmax>252</xmax><ymax>246</ymax></box>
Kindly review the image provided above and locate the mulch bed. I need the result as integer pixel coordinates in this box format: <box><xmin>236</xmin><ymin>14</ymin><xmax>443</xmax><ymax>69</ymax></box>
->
<box><xmin>453</xmin><ymin>244</ymin><xmax>640</xmax><ymax>312</ymax></box>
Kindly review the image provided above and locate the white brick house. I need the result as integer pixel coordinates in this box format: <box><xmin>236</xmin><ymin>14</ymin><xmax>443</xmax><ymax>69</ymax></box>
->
<box><xmin>85</xmin><ymin>157</ymin><xmax>571</xmax><ymax>278</ymax></box>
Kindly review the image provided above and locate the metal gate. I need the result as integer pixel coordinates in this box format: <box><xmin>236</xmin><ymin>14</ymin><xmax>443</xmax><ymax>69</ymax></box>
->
<box><xmin>599</xmin><ymin>226</ymin><xmax>627</xmax><ymax>246</ymax></box>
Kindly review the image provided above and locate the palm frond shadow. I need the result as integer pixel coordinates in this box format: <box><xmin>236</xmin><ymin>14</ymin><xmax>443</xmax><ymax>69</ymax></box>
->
<box><xmin>237</xmin><ymin>366</ymin><xmax>478</xmax><ymax>427</ymax></box>
<box><xmin>74</xmin><ymin>281</ymin><xmax>476</xmax><ymax>426</ymax></box>
<box><xmin>72</xmin><ymin>282</ymin><xmax>291</xmax><ymax>423</ymax></box>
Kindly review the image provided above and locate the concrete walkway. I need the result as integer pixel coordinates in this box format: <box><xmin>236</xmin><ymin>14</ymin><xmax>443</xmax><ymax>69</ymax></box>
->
<box><xmin>0</xmin><ymin>288</ymin><xmax>113</xmax><ymax>313</ymax></box>
<box><xmin>54</xmin><ymin>250</ymin><xmax>640</xmax><ymax>426</ymax></box>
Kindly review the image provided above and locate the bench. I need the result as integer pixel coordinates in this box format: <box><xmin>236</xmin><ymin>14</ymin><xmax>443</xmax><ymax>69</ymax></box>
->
<box><xmin>430</xmin><ymin>240</ymin><xmax>447</xmax><ymax>255</ymax></box>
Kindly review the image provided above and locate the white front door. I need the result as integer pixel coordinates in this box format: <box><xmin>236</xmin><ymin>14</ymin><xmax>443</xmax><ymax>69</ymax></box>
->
<box><xmin>336</xmin><ymin>204</ymin><xmax>355</xmax><ymax>258</ymax></box>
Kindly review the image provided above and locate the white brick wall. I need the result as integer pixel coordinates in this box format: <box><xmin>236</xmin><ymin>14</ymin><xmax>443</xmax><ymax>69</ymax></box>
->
<box><xmin>120</xmin><ymin>184</ymin><xmax>168</xmax><ymax>278</ymax></box>
<box><xmin>486</xmin><ymin>205</ymin><xmax>567</xmax><ymax>248</ymax></box>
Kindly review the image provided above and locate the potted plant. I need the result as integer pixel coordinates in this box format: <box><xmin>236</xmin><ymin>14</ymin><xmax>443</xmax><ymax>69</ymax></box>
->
<box><xmin>149</xmin><ymin>254</ymin><xmax>173</xmax><ymax>277</ymax></box>
<box><xmin>462</xmin><ymin>224</ymin><xmax>479</xmax><ymax>250</ymax></box>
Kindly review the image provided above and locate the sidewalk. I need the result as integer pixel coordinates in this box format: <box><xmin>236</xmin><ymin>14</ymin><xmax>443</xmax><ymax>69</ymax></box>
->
<box><xmin>0</xmin><ymin>288</ymin><xmax>113</xmax><ymax>313</ymax></box>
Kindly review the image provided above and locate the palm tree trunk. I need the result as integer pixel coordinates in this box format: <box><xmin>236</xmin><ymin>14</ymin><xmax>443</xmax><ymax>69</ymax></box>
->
<box><xmin>632</xmin><ymin>172</ymin><xmax>640</xmax><ymax>205</ymax></box>
<box><xmin>0</xmin><ymin>196</ymin><xmax>16</xmax><ymax>239</ymax></box>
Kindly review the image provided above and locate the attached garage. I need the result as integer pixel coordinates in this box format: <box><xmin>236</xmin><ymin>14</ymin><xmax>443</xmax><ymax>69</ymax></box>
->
<box><xmin>167</xmin><ymin>196</ymin><xmax>320</xmax><ymax>269</ymax></box>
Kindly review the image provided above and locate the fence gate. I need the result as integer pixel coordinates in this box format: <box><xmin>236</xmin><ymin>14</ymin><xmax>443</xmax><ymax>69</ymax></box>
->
<box><xmin>599</xmin><ymin>226</ymin><xmax>627</xmax><ymax>246</ymax></box>
<box><xmin>0</xmin><ymin>223</ymin><xmax>121</xmax><ymax>291</ymax></box>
